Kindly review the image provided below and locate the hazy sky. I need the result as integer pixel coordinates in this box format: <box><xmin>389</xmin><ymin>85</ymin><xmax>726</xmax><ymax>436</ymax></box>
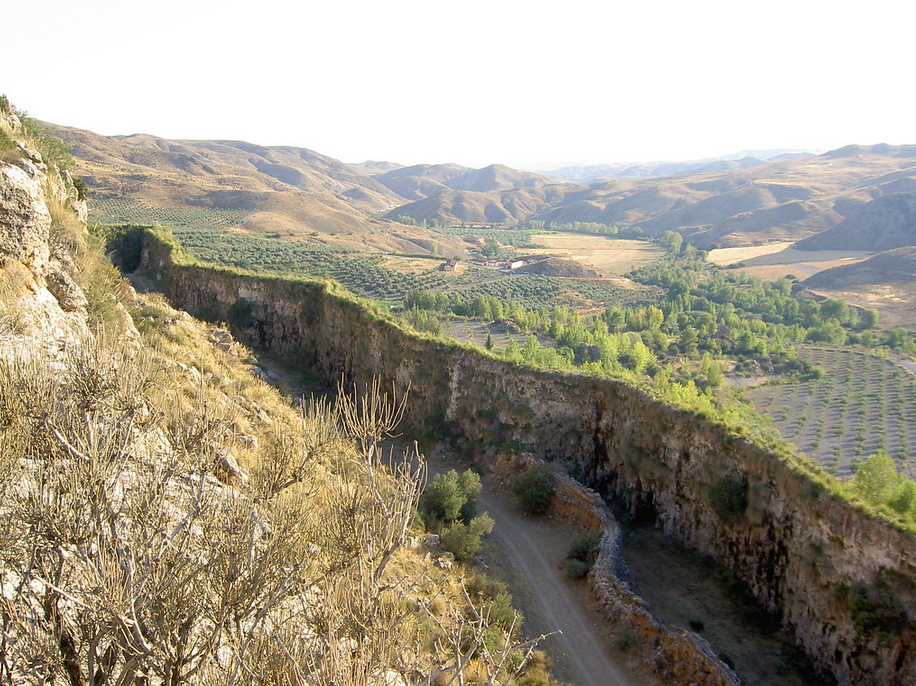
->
<box><xmin>3</xmin><ymin>0</ymin><xmax>914</xmax><ymax>169</ymax></box>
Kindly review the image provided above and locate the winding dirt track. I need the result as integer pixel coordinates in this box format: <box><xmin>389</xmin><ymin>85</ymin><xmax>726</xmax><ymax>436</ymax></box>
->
<box><xmin>476</xmin><ymin>487</ymin><xmax>635</xmax><ymax>686</ymax></box>
<box><xmin>267</xmin><ymin>361</ymin><xmax>641</xmax><ymax>686</ymax></box>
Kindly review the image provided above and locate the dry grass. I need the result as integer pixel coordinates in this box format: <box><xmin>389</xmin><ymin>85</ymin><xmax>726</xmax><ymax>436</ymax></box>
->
<box><xmin>383</xmin><ymin>255</ymin><xmax>457</xmax><ymax>275</ymax></box>
<box><xmin>707</xmin><ymin>243</ymin><xmax>872</xmax><ymax>280</ymax></box>
<box><xmin>706</xmin><ymin>242</ymin><xmax>797</xmax><ymax>265</ymax></box>
<box><xmin>527</xmin><ymin>234</ymin><xmax>663</xmax><ymax>275</ymax></box>
<box><xmin>0</xmin><ymin>261</ymin><xmax>33</xmax><ymax>334</ymax></box>
<box><xmin>807</xmin><ymin>283</ymin><xmax>916</xmax><ymax>329</ymax></box>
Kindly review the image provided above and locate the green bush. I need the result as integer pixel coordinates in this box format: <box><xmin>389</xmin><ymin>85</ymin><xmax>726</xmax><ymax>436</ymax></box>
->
<box><xmin>227</xmin><ymin>297</ymin><xmax>256</xmax><ymax>329</ymax></box>
<box><xmin>419</xmin><ymin>469</ymin><xmax>481</xmax><ymax>528</ymax></box>
<box><xmin>566</xmin><ymin>559</ymin><xmax>592</xmax><ymax>579</ymax></box>
<box><xmin>850</xmin><ymin>585</ymin><xmax>908</xmax><ymax>634</ymax></box>
<box><xmin>72</xmin><ymin>177</ymin><xmax>90</xmax><ymax>201</ymax></box>
<box><xmin>440</xmin><ymin>514</ymin><xmax>494</xmax><ymax>561</ymax></box>
<box><xmin>512</xmin><ymin>465</ymin><xmax>555</xmax><ymax>515</ymax></box>
<box><xmin>888</xmin><ymin>480</ymin><xmax>916</xmax><ymax>515</ymax></box>
<box><xmin>612</xmin><ymin>622</ymin><xmax>638</xmax><ymax>651</ymax></box>
<box><xmin>420</xmin><ymin>469</ymin><xmax>493</xmax><ymax>560</ymax></box>
<box><xmin>465</xmin><ymin>573</ymin><xmax>520</xmax><ymax>632</ymax></box>
<box><xmin>500</xmin><ymin>439</ymin><xmax>526</xmax><ymax>455</ymax></box>
<box><xmin>709</xmin><ymin>476</ymin><xmax>747</xmax><ymax>519</ymax></box>
<box><xmin>567</xmin><ymin>530</ymin><xmax>602</xmax><ymax>563</ymax></box>
<box><xmin>853</xmin><ymin>450</ymin><xmax>899</xmax><ymax>506</ymax></box>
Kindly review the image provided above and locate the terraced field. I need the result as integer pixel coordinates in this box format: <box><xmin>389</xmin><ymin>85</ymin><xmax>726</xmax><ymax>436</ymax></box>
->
<box><xmin>90</xmin><ymin>198</ymin><xmax>252</xmax><ymax>231</ymax></box>
<box><xmin>747</xmin><ymin>347</ymin><xmax>916</xmax><ymax>478</ymax></box>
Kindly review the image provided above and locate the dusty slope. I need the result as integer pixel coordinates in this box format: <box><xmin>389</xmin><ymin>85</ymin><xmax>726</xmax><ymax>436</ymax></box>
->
<box><xmin>47</xmin><ymin>123</ymin><xmax>402</xmax><ymax>213</ymax></box>
<box><xmin>538</xmin><ymin>145</ymin><xmax>916</xmax><ymax>247</ymax></box>
<box><xmin>795</xmin><ymin>192</ymin><xmax>916</xmax><ymax>251</ymax></box>
<box><xmin>803</xmin><ymin>246</ymin><xmax>916</xmax><ymax>327</ymax></box>
<box><xmin>374</xmin><ymin>163</ymin><xmax>473</xmax><ymax>200</ymax></box>
<box><xmin>48</xmin><ymin>123</ymin><xmax>473</xmax><ymax>256</ymax></box>
<box><xmin>383</xmin><ymin>145</ymin><xmax>916</xmax><ymax>249</ymax></box>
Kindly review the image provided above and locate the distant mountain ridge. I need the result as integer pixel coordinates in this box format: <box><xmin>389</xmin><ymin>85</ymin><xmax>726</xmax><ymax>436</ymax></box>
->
<box><xmin>538</xmin><ymin>150</ymin><xmax>815</xmax><ymax>185</ymax></box>
<box><xmin>47</xmin><ymin>122</ymin><xmax>916</xmax><ymax>257</ymax></box>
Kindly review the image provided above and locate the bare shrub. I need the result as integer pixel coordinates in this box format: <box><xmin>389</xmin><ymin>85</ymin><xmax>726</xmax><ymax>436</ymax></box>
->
<box><xmin>0</xmin><ymin>337</ymin><xmax>542</xmax><ymax>685</ymax></box>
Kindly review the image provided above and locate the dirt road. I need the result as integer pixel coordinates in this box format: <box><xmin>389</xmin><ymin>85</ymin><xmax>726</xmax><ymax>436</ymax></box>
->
<box><xmin>258</xmin><ymin>354</ymin><xmax>644</xmax><ymax>686</ymax></box>
<box><xmin>476</xmin><ymin>485</ymin><xmax>639</xmax><ymax>686</ymax></box>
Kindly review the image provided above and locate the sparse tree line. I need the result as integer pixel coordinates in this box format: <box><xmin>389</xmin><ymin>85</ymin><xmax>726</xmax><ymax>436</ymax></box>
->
<box><xmin>396</xmin><ymin>247</ymin><xmax>916</xmax><ymax>464</ymax></box>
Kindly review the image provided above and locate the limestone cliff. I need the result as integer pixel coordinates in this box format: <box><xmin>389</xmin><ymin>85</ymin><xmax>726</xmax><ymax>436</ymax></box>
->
<box><xmin>0</xmin><ymin>114</ymin><xmax>94</xmax><ymax>353</ymax></box>
<box><xmin>137</xmin><ymin>229</ymin><xmax>916</xmax><ymax>686</ymax></box>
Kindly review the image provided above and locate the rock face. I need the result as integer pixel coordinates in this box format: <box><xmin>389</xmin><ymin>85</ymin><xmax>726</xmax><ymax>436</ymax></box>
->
<box><xmin>140</xmin><ymin>231</ymin><xmax>916</xmax><ymax>686</ymax></box>
<box><xmin>0</xmin><ymin>160</ymin><xmax>93</xmax><ymax>349</ymax></box>
<box><xmin>0</xmin><ymin>163</ymin><xmax>51</xmax><ymax>276</ymax></box>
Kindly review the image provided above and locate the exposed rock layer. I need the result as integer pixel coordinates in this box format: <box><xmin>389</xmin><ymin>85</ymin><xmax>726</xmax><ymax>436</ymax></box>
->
<box><xmin>140</xmin><ymin>232</ymin><xmax>916</xmax><ymax>686</ymax></box>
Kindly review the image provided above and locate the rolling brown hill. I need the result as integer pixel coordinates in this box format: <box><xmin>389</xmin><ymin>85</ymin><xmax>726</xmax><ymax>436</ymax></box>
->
<box><xmin>48</xmin><ymin>121</ymin><xmax>916</xmax><ymax>277</ymax></box>
<box><xmin>45</xmin><ymin>123</ymin><xmax>472</xmax><ymax>256</ymax></box>
<box><xmin>376</xmin><ymin>146</ymin><xmax>916</xmax><ymax>250</ymax></box>
<box><xmin>373</xmin><ymin>164</ymin><xmax>554</xmax><ymax>204</ymax></box>
<box><xmin>373</xmin><ymin>163</ymin><xmax>473</xmax><ymax>201</ymax></box>
<box><xmin>48</xmin><ymin>124</ymin><xmax>405</xmax><ymax>213</ymax></box>
<box><xmin>383</xmin><ymin>184</ymin><xmax>581</xmax><ymax>225</ymax></box>
<box><xmin>794</xmin><ymin>192</ymin><xmax>916</xmax><ymax>251</ymax></box>
<box><xmin>803</xmin><ymin>246</ymin><xmax>916</xmax><ymax>327</ymax></box>
<box><xmin>806</xmin><ymin>246</ymin><xmax>916</xmax><ymax>289</ymax></box>
<box><xmin>445</xmin><ymin>164</ymin><xmax>551</xmax><ymax>192</ymax></box>
<box><xmin>534</xmin><ymin>145</ymin><xmax>916</xmax><ymax>248</ymax></box>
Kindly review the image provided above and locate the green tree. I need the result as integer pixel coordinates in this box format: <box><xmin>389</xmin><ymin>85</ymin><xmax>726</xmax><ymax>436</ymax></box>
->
<box><xmin>679</xmin><ymin>326</ymin><xmax>699</xmax><ymax>354</ymax></box>
<box><xmin>440</xmin><ymin>514</ymin><xmax>494</xmax><ymax>560</ymax></box>
<box><xmin>481</xmin><ymin>237</ymin><xmax>501</xmax><ymax>257</ymax></box>
<box><xmin>660</xmin><ymin>230</ymin><xmax>683</xmax><ymax>254</ymax></box>
<box><xmin>854</xmin><ymin>451</ymin><xmax>900</xmax><ymax>506</ymax></box>
<box><xmin>888</xmin><ymin>480</ymin><xmax>916</xmax><ymax>515</ymax></box>
<box><xmin>709</xmin><ymin>476</ymin><xmax>747</xmax><ymax>519</ymax></box>
<box><xmin>699</xmin><ymin>352</ymin><xmax>723</xmax><ymax>387</ymax></box>
<box><xmin>858</xmin><ymin>308</ymin><xmax>880</xmax><ymax>330</ymax></box>
<box><xmin>821</xmin><ymin>298</ymin><xmax>851</xmax><ymax>324</ymax></box>
<box><xmin>512</xmin><ymin>465</ymin><xmax>555</xmax><ymax>515</ymax></box>
<box><xmin>504</xmin><ymin>337</ymin><xmax>522</xmax><ymax>363</ymax></box>
<box><xmin>522</xmin><ymin>335</ymin><xmax>541</xmax><ymax>362</ymax></box>
<box><xmin>419</xmin><ymin>470</ymin><xmax>494</xmax><ymax>560</ymax></box>
<box><xmin>419</xmin><ymin>469</ymin><xmax>482</xmax><ymax>527</ymax></box>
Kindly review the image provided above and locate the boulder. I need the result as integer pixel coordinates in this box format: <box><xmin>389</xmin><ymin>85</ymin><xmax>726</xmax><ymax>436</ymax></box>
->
<box><xmin>45</xmin><ymin>259</ymin><xmax>87</xmax><ymax>312</ymax></box>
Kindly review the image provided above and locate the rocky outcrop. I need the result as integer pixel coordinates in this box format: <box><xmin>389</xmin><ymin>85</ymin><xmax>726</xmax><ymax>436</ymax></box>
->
<box><xmin>0</xmin><ymin>162</ymin><xmax>91</xmax><ymax>351</ymax></box>
<box><xmin>137</xmin><ymin>229</ymin><xmax>916</xmax><ymax>686</ymax></box>
<box><xmin>0</xmin><ymin>162</ymin><xmax>51</xmax><ymax>276</ymax></box>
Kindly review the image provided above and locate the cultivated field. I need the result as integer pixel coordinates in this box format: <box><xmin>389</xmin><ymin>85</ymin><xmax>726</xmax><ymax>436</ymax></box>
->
<box><xmin>90</xmin><ymin>197</ymin><xmax>252</xmax><ymax>231</ymax></box>
<box><xmin>527</xmin><ymin>234</ymin><xmax>664</xmax><ymax>275</ymax></box>
<box><xmin>706</xmin><ymin>242</ymin><xmax>872</xmax><ymax>281</ymax></box>
<box><xmin>746</xmin><ymin>346</ymin><xmax>916</xmax><ymax>479</ymax></box>
<box><xmin>383</xmin><ymin>255</ymin><xmax>463</xmax><ymax>275</ymax></box>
